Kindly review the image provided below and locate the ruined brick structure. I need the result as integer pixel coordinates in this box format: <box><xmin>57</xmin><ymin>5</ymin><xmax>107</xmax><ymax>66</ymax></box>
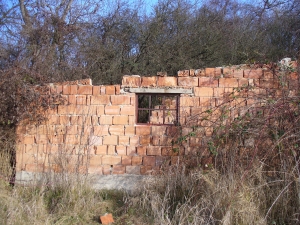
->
<box><xmin>16</xmin><ymin>62</ymin><xmax>299</xmax><ymax>175</ymax></box>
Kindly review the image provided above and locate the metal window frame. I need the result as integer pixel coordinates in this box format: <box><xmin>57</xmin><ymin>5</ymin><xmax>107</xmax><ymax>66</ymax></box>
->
<box><xmin>136</xmin><ymin>93</ymin><xmax>180</xmax><ymax>125</ymax></box>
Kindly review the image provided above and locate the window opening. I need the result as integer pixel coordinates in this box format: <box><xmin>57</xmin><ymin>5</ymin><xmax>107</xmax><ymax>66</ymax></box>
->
<box><xmin>137</xmin><ymin>94</ymin><xmax>179</xmax><ymax>125</ymax></box>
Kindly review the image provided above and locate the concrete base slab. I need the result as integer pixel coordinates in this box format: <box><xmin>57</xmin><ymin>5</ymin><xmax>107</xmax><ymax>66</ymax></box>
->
<box><xmin>16</xmin><ymin>171</ymin><xmax>152</xmax><ymax>192</ymax></box>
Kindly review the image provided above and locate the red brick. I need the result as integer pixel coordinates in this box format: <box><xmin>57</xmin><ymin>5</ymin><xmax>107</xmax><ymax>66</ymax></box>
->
<box><xmin>125</xmin><ymin>126</ymin><xmax>135</xmax><ymax>135</ymax></box>
<box><xmin>178</xmin><ymin>77</ymin><xmax>198</xmax><ymax>86</ymax></box>
<box><xmin>62</xmin><ymin>85</ymin><xmax>71</xmax><ymax>94</ymax></box>
<box><xmin>180</xmin><ymin>97</ymin><xmax>200</xmax><ymax>107</ymax></box>
<box><xmin>89</xmin><ymin>135</ymin><xmax>102</xmax><ymax>145</ymax></box>
<box><xmin>57</xmin><ymin>105</ymin><xmax>72</xmax><ymax>114</ymax></box>
<box><xmin>77</xmin><ymin>85</ymin><xmax>92</xmax><ymax>95</ymax></box>
<box><xmin>95</xmin><ymin>105</ymin><xmax>105</xmax><ymax>115</ymax></box>
<box><xmin>219</xmin><ymin>78</ymin><xmax>239</xmax><ymax>87</ymax></box>
<box><xmin>132</xmin><ymin>156</ymin><xmax>142</xmax><ymax>165</ymax></box>
<box><xmin>100</xmin><ymin>86</ymin><xmax>106</xmax><ymax>95</ymax></box>
<box><xmin>89</xmin><ymin>155</ymin><xmax>102</xmax><ymax>167</ymax></box>
<box><xmin>25</xmin><ymin>163</ymin><xmax>44</xmax><ymax>172</ymax></box>
<box><xmin>115</xmin><ymin>85</ymin><xmax>121</xmax><ymax>94</ymax></box>
<box><xmin>137</xmin><ymin>146</ymin><xmax>147</xmax><ymax>155</ymax></box>
<box><xmin>109</xmin><ymin>125</ymin><xmax>124</xmax><ymax>135</ymax></box>
<box><xmin>194</xmin><ymin>87</ymin><xmax>214</xmax><ymax>97</ymax></box>
<box><xmin>105</xmin><ymin>105</ymin><xmax>120</xmax><ymax>115</ymax></box>
<box><xmin>215</xmin><ymin>67</ymin><xmax>222</xmax><ymax>77</ymax></box>
<box><xmin>119</xmin><ymin>136</ymin><xmax>129</xmax><ymax>145</ymax></box>
<box><xmin>130</xmin><ymin>96</ymin><xmax>135</xmax><ymax>106</ymax></box>
<box><xmin>64</xmin><ymin>135</ymin><xmax>79</xmax><ymax>145</ymax></box>
<box><xmin>93</xmin><ymin>125</ymin><xmax>109</xmax><ymax>136</ymax></box>
<box><xmin>122</xmin><ymin>76</ymin><xmax>141</xmax><ymax>87</ymax></box>
<box><xmin>151</xmin><ymin>126</ymin><xmax>166</xmax><ymax>136</ymax></box>
<box><xmin>199</xmin><ymin>77</ymin><xmax>218</xmax><ymax>87</ymax></box>
<box><xmin>120</xmin><ymin>106</ymin><xmax>135</xmax><ymax>115</ymax></box>
<box><xmin>140</xmin><ymin>165</ymin><xmax>153</xmax><ymax>175</ymax></box>
<box><xmin>90</xmin><ymin>115</ymin><xmax>99</xmax><ymax>125</ymax></box>
<box><xmin>160</xmin><ymin>136</ymin><xmax>172</xmax><ymax>146</ymax></box>
<box><xmin>126</xmin><ymin>146</ymin><xmax>136</xmax><ymax>156</ymax></box>
<box><xmin>112</xmin><ymin>165</ymin><xmax>125</xmax><ymax>174</ymax></box>
<box><xmin>223</xmin><ymin>67</ymin><xmax>234</xmax><ymax>78</ymax></box>
<box><xmin>140</xmin><ymin>135</ymin><xmax>151</xmax><ymax>145</ymax></box>
<box><xmin>99</xmin><ymin>115</ymin><xmax>113</xmax><ymax>125</ymax></box>
<box><xmin>122</xmin><ymin>156</ymin><xmax>132</xmax><ymax>165</ymax></box>
<box><xmin>143</xmin><ymin>156</ymin><xmax>156</xmax><ymax>166</ymax></box>
<box><xmin>103</xmin><ymin>135</ymin><xmax>118</xmax><ymax>145</ymax></box>
<box><xmin>24</xmin><ymin>135</ymin><xmax>35</xmax><ymax>144</ymax></box>
<box><xmin>25</xmin><ymin>144</ymin><xmax>37</xmax><ymax>154</ymax></box>
<box><xmin>190</xmin><ymin>69</ymin><xmax>195</xmax><ymax>76</ymax></box>
<box><xmin>113</xmin><ymin>115</ymin><xmax>128</xmax><ymax>125</ymax></box>
<box><xmin>92</xmin><ymin>86</ymin><xmax>100</xmax><ymax>95</ymax></box>
<box><xmin>129</xmin><ymin>136</ymin><xmax>139</xmax><ymax>146</ymax></box>
<box><xmin>239</xmin><ymin>78</ymin><xmax>249</xmax><ymax>87</ymax></box>
<box><xmin>232</xmin><ymin>67</ymin><xmax>244</xmax><ymax>78</ymax></box>
<box><xmin>102</xmin><ymin>165</ymin><xmax>112</xmax><ymax>175</ymax></box>
<box><xmin>59</xmin><ymin>116</ymin><xmax>70</xmax><ymax>125</ymax></box>
<box><xmin>116</xmin><ymin>146</ymin><xmax>127</xmax><ymax>155</ymax></box>
<box><xmin>25</xmin><ymin>125</ymin><xmax>36</xmax><ymax>135</ymax></box>
<box><xmin>244</xmin><ymin>68</ymin><xmax>263</xmax><ymax>78</ymax></box>
<box><xmin>288</xmin><ymin>72</ymin><xmax>298</xmax><ymax>80</ymax></box>
<box><xmin>151</xmin><ymin>136</ymin><xmax>160</xmax><ymax>145</ymax></box>
<box><xmin>46</xmin><ymin>115</ymin><xmax>60</xmax><ymax>125</ymax></box>
<box><xmin>213</xmin><ymin>88</ymin><xmax>226</xmax><ymax>97</ymax></box>
<box><xmin>111</xmin><ymin>95</ymin><xmax>131</xmax><ymax>105</ymax></box>
<box><xmin>107</xmin><ymin>145</ymin><xmax>116</xmax><ymax>154</ymax></box>
<box><xmin>94</xmin><ymin>145</ymin><xmax>107</xmax><ymax>155</ymax></box>
<box><xmin>260</xmin><ymin>79</ymin><xmax>278</xmax><ymax>89</ymax></box>
<box><xmin>106</xmin><ymin>85</ymin><xmax>115</xmax><ymax>95</ymax></box>
<box><xmin>147</xmin><ymin>146</ymin><xmax>161</xmax><ymax>155</ymax></box>
<box><xmin>162</xmin><ymin>147</ymin><xmax>178</xmax><ymax>156</ymax></box>
<box><xmin>102</xmin><ymin>155</ymin><xmax>121</xmax><ymax>165</ymax></box>
<box><xmin>155</xmin><ymin>156</ymin><xmax>166</xmax><ymax>166</ymax></box>
<box><xmin>263</xmin><ymin>69</ymin><xmax>274</xmax><ymax>79</ymax></box>
<box><xmin>90</xmin><ymin>95</ymin><xmax>110</xmax><ymax>105</ymax></box>
<box><xmin>88</xmin><ymin>166</ymin><xmax>103</xmax><ymax>174</ymax></box>
<box><xmin>76</xmin><ymin>95</ymin><xmax>87</xmax><ymax>105</ymax></box>
<box><xmin>141</xmin><ymin>77</ymin><xmax>157</xmax><ymax>86</ymax></box>
<box><xmin>67</xmin><ymin>85</ymin><xmax>77</xmax><ymax>94</ymax></box>
<box><xmin>126</xmin><ymin>165</ymin><xmax>140</xmax><ymax>174</ymax></box>
<box><xmin>64</xmin><ymin>125</ymin><xmax>77</xmax><ymax>135</ymax></box>
<box><xmin>205</xmin><ymin>68</ymin><xmax>216</xmax><ymax>77</ymax></box>
<box><xmin>100</xmin><ymin>213</ymin><xmax>114</xmax><ymax>225</ymax></box>
<box><xmin>136</xmin><ymin>126</ymin><xmax>151</xmax><ymax>135</ymax></box>
<box><xmin>128</xmin><ymin>116</ymin><xmax>135</xmax><ymax>125</ymax></box>
<box><xmin>157</xmin><ymin>77</ymin><xmax>177</xmax><ymax>86</ymax></box>
<box><xmin>50</xmin><ymin>85</ymin><xmax>63</xmax><ymax>94</ymax></box>
<box><xmin>177</xmin><ymin>70</ymin><xmax>190</xmax><ymax>77</ymax></box>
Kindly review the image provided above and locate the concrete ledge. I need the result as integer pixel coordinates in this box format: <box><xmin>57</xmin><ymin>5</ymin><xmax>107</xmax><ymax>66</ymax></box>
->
<box><xmin>126</xmin><ymin>87</ymin><xmax>192</xmax><ymax>94</ymax></box>
<box><xmin>16</xmin><ymin>171</ymin><xmax>151</xmax><ymax>192</ymax></box>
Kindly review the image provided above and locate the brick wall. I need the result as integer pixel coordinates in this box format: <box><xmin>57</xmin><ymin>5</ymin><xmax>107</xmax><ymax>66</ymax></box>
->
<box><xmin>16</xmin><ymin>62</ymin><xmax>299</xmax><ymax>175</ymax></box>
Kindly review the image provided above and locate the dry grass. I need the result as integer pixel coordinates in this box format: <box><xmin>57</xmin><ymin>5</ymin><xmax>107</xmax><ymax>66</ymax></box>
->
<box><xmin>138</xmin><ymin>165</ymin><xmax>267</xmax><ymax>225</ymax></box>
<box><xmin>0</xmin><ymin>171</ymin><xmax>127</xmax><ymax>225</ymax></box>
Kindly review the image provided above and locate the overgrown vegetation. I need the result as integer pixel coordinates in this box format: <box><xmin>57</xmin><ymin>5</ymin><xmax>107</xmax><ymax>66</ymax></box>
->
<box><xmin>0</xmin><ymin>0</ymin><xmax>299</xmax><ymax>224</ymax></box>
<box><xmin>136</xmin><ymin>62</ymin><xmax>300</xmax><ymax>224</ymax></box>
